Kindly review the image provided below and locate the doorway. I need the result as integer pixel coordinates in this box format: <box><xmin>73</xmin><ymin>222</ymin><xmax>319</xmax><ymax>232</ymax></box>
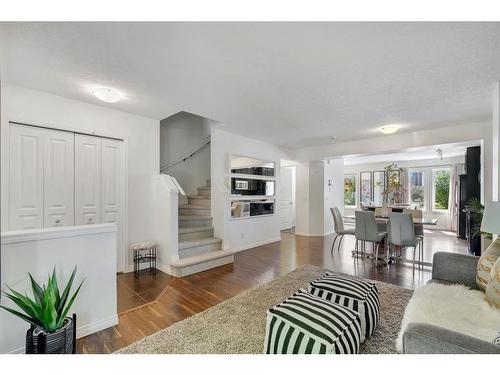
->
<box><xmin>280</xmin><ymin>161</ymin><xmax>296</xmax><ymax>231</ymax></box>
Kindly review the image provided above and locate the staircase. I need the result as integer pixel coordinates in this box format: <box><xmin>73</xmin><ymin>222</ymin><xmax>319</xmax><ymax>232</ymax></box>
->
<box><xmin>170</xmin><ymin>179</ymin><xmax>234</xmax><ymax>277</ymax></box>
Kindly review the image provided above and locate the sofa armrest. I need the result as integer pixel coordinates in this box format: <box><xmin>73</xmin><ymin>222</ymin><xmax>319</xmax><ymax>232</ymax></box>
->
<box><xmin>432</xmin><ymin>252</ymin><xmax>479</xmax><ymax>289</ymax></box>
<box><xmin>403</xmin><ymin>323</ymin><xmax>500</xmax><ymax>354</ymax></box>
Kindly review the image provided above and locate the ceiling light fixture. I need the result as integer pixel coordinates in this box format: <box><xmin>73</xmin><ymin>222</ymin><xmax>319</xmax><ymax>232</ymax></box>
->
<box><xmin>330</xmin><ymin>136</ymin><xmax>337</xmax><ymax>142</ymax></box>
<box><xmin>91</xmin><ymin>87</ymin><xmax>121</xmax><ymax>103</ymax></box>
<box><xmin>379</xmin><ymin>124</ymin><xmax>400</xmax><ymax>135</ymax></box>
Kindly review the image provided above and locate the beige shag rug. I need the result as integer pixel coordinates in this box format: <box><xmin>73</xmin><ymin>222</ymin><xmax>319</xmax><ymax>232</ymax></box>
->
<box><xmin>117</xmin><ymin>265</ymin><xmax>413</xmax><ymax>354</ymax></box>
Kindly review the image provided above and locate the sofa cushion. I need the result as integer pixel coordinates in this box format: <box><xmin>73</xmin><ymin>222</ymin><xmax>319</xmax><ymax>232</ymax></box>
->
<box><xmin>397</xmin><ymin>283</ymin><xmax>500</xmax><ymax>352</ymax></box>
<box><xmin>476</xmin><ymin>238</ymin><xmax>500</xmax><ymax>291</ymax></box>
<box><xmin>486</xmin><ymin>257</ymin><xmax>500</xmax><ymax>308</ymax></box>
<box><xmin>264</xmin><ymin>289</ymin><xmax>362</xmax><ymax>354</ymax></box>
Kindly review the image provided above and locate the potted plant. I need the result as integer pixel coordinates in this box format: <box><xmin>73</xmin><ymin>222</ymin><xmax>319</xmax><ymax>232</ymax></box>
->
<box><xmin>381</xmin><ymin>163</ymin><xmax>406</xmax><ymax>206</ymax></box>
<box><xmin>1</xmin><ymin>266</ymin><xmax>83</xmax><ymax>354</ymax></box>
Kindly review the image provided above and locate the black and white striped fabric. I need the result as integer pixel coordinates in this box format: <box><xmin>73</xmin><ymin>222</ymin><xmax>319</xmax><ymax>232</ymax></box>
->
<box><xmin>264</xmin><ymin>289</ymin><xmax>362</xmax><ymax>354</ymax></box>
<box><xmin>308</xmin><ymin>273</ymin><xmax>380</xmax><ymax>342</ymax></box>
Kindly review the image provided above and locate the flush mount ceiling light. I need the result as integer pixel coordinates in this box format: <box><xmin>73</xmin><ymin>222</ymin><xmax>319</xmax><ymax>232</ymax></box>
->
<box><xmin>91</xmin><ymin>87</ymin><xmax>121</xmax><ymax>103</ymax></box>
<box><xmin>379</xmin><ymin>124</ymin><xmax>400</xmax><ymax>135</ymax></box>
<box><xmin>330</xmin><ymin>136</ymin><xmax>337</xmax><ymax>142</ymax></box>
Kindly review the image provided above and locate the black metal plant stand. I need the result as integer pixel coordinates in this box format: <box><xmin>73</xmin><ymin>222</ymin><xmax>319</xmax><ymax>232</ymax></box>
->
<box><xmin>133</xmin><ymin>246</ymin><xmax>157</xmax><ymax>278</ymax></box>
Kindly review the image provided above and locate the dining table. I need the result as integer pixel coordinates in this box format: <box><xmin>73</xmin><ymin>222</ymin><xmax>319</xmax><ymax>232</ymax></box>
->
<box><xmin>343</xmin><ymin>214</ymin><xmax>439</xmax><ymax>267</ymax></box>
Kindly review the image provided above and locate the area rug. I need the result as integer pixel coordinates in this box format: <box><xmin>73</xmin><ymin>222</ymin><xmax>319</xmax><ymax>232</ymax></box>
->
<box><xmin>117</xmin><ymin>265</ymin><xmax>413</xmax><ymax>354</ymax></box>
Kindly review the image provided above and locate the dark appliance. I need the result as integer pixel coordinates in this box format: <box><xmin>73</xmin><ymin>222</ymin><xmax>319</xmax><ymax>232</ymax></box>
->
<box><xmin>457</xmin><ymin>174</ymin><xmax>467</xmax><ymax>239</ymax></box>
<box><xmin>460</xmin><ymin>146</ymin><xmax>481</xmax><ymax>255</ymax></box>
<box><xmin>231</xmin><ymin>167</ymin><xmax>274</xmax><ymax>176</ymax></box>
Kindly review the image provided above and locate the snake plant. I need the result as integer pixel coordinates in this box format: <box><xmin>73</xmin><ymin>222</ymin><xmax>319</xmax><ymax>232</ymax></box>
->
<box><xmin>1</xmin><ymin>266</ymin><xmax>83</xmax><ymax>333</ymax></box>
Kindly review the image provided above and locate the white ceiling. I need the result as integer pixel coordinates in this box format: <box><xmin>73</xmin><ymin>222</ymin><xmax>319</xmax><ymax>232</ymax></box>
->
<box><xmin>343</xmin><ymin>141</ymin><xmax>479</xmax><ymax>165</ymax></box>
<box><xmin>1</xmin><ymin>22</ymin><xmax>499</xmax><ymax>149</ymax></box>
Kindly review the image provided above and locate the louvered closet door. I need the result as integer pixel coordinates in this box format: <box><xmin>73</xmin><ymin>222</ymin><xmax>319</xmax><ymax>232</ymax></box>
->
<box><xmin>101</xmin><ymin>138</ymin><xmax>123</xmax><ymax>272</ymax></box>
<box><xmin>75</xmin><ymin>135</ymin><xmax>102</xmax><ymax>225</ymax></box>
<box><xmin>9</xmin><ymin>124</ymin><xmax>44</xmax><ymax>230</ymax></box>
<box><xmin>44</xmin><ymin>129</ymin><xmax>75</xmax><ymax>227</ymax></box>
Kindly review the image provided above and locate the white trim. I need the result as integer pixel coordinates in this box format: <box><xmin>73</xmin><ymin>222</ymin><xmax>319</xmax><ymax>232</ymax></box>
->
<box><xmin>1</xmin><ymin>223</ymin><xmax>117</xmax><ymax>244</ymax></box>
<box><xmin>294</xmin><ymin>230</ymin><xmax>334</xmax><ymax>237</ymax></box>
<box><xmin>6</xmin><ymin>315</ymin><xmax>119</xmax><ymax>354</ymax></box>
<box><xmin>232</xmin><ymin>237</ymin><xmax>281</xmax><ymax>252</ymax></box>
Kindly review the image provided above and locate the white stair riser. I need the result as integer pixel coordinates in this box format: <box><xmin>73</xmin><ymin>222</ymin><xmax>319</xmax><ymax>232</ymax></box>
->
<box><xmin>179</xmin><ymin>217</ymin><xmax>213</xmax><ymax>228</ymax></box>
<box><xmin>179</xmin><ymin>228</ymin><xmax>214</xmax><ymax>242</ymax></box>
<box><xmin>187</xmin><ymin>197</ymin><xmax>211</xmax><ymax>207</ymax></box>
<box><xmin>170</xmin><ymin>254</ymin><xmax>234</xmax><ymax>277</ymax></box>
<box><xmin>197</xmin><ymin>187</ymin><xmax>211</xmax><ymax>197</ymax></box>
<box><xmin>179</xmin><ymin>241</ymin><xmax>222</xmax><ymax>258</ymax></box>
<box><xmin>179</xmin><ymin>207</ymin><xmax>210</xmax><ymax>216</ymax></box>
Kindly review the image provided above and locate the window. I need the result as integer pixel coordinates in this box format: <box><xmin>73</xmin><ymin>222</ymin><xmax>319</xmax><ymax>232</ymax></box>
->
<box><xmin>432</xmin><ymin>168</ymin><xmax>450</xmax><ymax>210</ymax></box>
<box><xmin>409</xmin><ymin>169</ymin><xmax>425</xmax><ymax>209</ymax></box>
<box><xmin>344</xmin><ymin>175</ymin><xmax>356</xmax><ymax>206</ymax></box>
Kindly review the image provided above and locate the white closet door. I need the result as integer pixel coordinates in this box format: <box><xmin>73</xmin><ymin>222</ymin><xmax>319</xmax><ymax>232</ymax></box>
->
<box><xmin>75</xmin><ymin>135</ymin><xmax>102</xmax><ymax>225</ymax></box>
<box><xmin>9</xmin><ymin>124</ymin><xmax>44</xmax><ymax>230</ymax></box>
<box><xmin>44</xmin><ymin>130</ymin><xmax>75</xmax><ymax>227</ymax></box>
<box><xmin>101</xmin><ymin>138</ymin><xmax>123</xmax><ymax>272</ymax></box>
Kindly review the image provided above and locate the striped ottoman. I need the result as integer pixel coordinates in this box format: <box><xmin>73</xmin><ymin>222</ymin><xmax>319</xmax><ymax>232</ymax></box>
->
<box><xmin>264</xmin><ymin>289</ymin><xmax>362</xmax><ymax>354</ymax></box>
<box><xmin>308</xmin><ymin>273</ymin><xmax>380</xmax><ymax>342</ymax></box>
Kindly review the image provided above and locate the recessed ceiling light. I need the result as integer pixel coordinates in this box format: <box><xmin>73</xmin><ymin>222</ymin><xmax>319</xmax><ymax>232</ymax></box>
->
<box><xmin>379</xmin><ymin>124</ymin><xmax>400</xmax><ymax>134</ymax></box>
<box><xmin>330</xmin><ymin>136</ymin><xmax>337</xmax><ymax>142</ymax></box>
<box><xmin>91</xmin><ymin>87</ymin><xmax>121</xmax><ymax>103</ymax></box>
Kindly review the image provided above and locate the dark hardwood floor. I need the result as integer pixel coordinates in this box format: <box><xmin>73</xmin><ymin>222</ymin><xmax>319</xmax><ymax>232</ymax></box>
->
<box><xmin>77</xmin><ymin>230</ymin><xmax>466</xmax><ymax>353</ymax></box>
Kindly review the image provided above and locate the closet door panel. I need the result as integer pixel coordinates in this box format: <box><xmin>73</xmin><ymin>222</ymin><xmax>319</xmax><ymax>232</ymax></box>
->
<box><xmin>101</xmin><ymin>139</ymin><xmax>123</xmax><ymax>272</ymax></box>
<box><xmin>75</xmin><ymin>135</ymin><xmax>102</xmax><ymax>225</ymax></box>
<box><xmin>9</xmin><ymin>125</ymin><xmax>44</xmax><ymax>230</ymax></box>
<box><xmin>44</xmin><ymin>130</ymin><xmax>75</xmax><ymax>227</ymax></box>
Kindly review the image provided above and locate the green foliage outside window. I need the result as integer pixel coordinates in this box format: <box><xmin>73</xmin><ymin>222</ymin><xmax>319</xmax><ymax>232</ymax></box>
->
<box><xmin>344</xmin><ymin>176</ymin><xmax>356</xmax><ymax>206</ymax></box>
<box><xmin>434</xmin><ymin>170</ymin><xmax>450</xmax><ymax>210</ymax></box>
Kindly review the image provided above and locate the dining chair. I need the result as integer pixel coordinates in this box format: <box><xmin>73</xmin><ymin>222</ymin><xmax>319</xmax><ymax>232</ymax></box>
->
<box><xmin>354</xmin><ymin>210</ymin><xmax>387</xmax><ymax>263</ymax></box>
<box><xmin>387</xmin><ymin>212</ymin><xmax>423</xmax><ymax>271</ymax></box>
<box><xmin>330</xmin><ymin>207</ymin><xmax>356</xmax><ymax>253</ymax></box>
<box><xmin>374</xmin><ymin>207</ymin><xmax>392</xmax><ymax>232</ymax></box>
<box><xmin>403</xmin><ymin>208</ymin><xmax>425</xmax><ymax>256</ymax></box>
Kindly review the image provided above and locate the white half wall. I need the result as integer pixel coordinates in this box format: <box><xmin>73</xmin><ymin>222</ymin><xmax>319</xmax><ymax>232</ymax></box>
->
<box><xmin>0</xmin><ymin>224</ymin><xmax>118</xmax><ymax>353</ymax></box>
<box><xmin>1</xmin><ymin>83</ymin><xmax>160</xmax><ymax>272</ymax></box>
<box><xmin>211</xmin><ymin>127</ymin><xmax>293</xmax><ymax>251</ymax></box>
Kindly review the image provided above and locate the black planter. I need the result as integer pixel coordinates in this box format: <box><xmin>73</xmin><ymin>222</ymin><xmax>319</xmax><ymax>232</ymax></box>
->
<box><xmin>25</xmin><ymin>314</ymin><xmax>76</xmax><ymax>354</ymax></box>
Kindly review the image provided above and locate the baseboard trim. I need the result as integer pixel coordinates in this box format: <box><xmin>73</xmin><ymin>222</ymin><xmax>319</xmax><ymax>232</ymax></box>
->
<box><xmin>7</xmin><ymin>315</ymin><xmax>118</xmax><ymax>354</ymax></box>
<box><xmin>295</xmin><ymin>231</ymin><xmax>333</xmax><ymax>237</ymax></box>
<box><xmin>232</xmin><ymin>237</ymin><xmax>282</xmax><ymax>252</ymax></box>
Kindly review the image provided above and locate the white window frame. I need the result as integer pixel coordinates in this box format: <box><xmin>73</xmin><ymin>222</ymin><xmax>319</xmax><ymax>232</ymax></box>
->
<box><xmin>431</xmin><ymin>167</ymin><xmax>451</xmax><ymax>212</ymax></box>
<box><xmin>408</xmin><ymin>168</ymin><xmax>427</xmax><ymax>211</ymax></box>
<box><xmin>344</xmin><ymin>174</ymin><xmax>357</xmax><ymax>208</ymax></box>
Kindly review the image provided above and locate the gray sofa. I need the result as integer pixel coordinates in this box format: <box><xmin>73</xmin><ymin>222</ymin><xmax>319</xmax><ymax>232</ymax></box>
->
<box><xmin>402</xmin><ymin>252</ymin><xmax>500</xmax><ymax>354</ymax></box>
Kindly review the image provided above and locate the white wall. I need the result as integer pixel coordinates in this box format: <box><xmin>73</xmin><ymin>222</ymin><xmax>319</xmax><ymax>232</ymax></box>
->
<box><xmin>493</xmin><ymin>82</ymin><xmax>499</xmax><ymax>201</ymax></box>
<box><xmin>160</xmin><ymin>112</ymin><xmax>212</xmax><ymax>197</ymax></box>
<box><xmin>295</xmin><ymin>159</ymin><xmax>344</xmax><ymax>236</ymax></box>
<box><xmin>324</xmin><ymin>159</ymin><xmax>345</xmax><ymax>234</ymax></box>
<box><xmin>1</xmin><ymin>83</ymin><xmax>160</xmax><ymax>272</ymax></box>
<box><xmin>211</xmin><ymin>127</ymin><xmax>293</xmax><ymax>251</ymax></box>
<box><xmin>294</xmin><ymin>122</ymin><xmax>493</xmax><ymax>203</ymax></box>
<box><xmin>0</xmin><ymin>224</ymin><xmax>118</xmax><ymax>353</ymax></box>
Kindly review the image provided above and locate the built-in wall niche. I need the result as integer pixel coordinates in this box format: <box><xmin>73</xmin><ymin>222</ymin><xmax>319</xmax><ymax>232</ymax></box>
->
<box><xmin>230</xmin><ymin>155</ymin><xmax>275</xmax><ymax>176</ymax></box>
<box><xmin>231</xmin><ymin>199</ymin><xmax>275</xmax><ymax>219</ymax></box>
<box><xmin>231</xmin><ymin>178</ymin><xmax>275</xmax><ymax>196</ymax></box>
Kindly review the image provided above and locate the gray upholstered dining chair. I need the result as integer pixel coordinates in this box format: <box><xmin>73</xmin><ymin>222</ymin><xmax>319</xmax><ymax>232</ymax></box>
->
<box><xmin>354</xmin><ymin>210</ymin><xmax>387</xmax><ymax>263</ymax></box>
<box><xmin>330</xmin><ymin>207</ymin><xmax>355</xmax><ymax>253</ymax></box>
<box><xmin>387</xmin><ymin>212</ymin><xmax>424</xmax><ymax>271</ymax></box>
